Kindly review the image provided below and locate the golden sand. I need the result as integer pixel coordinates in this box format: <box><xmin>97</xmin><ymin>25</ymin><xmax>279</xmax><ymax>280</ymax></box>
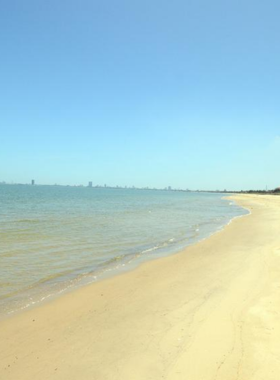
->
<box><xmin>1</xmin><ymin>194</ymin><xmax>280</xmax><ymax>380</ymax></box>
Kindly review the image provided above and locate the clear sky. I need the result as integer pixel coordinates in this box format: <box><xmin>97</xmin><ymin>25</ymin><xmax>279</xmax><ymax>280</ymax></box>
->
<box><xmin>1</xmin><ymin>0</ymin><xmax>279</xmax><ymax>190</ymax></box>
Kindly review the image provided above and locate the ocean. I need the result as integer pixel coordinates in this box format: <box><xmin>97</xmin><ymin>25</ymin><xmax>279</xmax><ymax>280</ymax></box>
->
<box><xmin>0</xmin><ymin>185</ymin><xmax>247</xmax><ymax>317</ymax></box>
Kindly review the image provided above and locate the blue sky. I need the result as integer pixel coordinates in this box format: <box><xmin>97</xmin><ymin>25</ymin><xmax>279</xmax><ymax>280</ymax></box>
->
<box><xmin>1</xmin><ymin>0</ymin><xmax>279</xmax><ymax>190</ymax></box>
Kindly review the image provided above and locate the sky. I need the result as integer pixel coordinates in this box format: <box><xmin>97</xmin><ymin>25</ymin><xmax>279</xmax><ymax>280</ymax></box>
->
<box><xmin>1</xmin><ymin>0</ymin><xmax>279</xmax><ymax>190</ymax></box>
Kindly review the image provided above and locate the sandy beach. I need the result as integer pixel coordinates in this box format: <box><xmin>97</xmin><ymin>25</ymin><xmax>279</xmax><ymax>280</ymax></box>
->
<box><xmin>1</xmin><ymin>194</ymin><xmax>280</xmax><ymax>380</ymax></box>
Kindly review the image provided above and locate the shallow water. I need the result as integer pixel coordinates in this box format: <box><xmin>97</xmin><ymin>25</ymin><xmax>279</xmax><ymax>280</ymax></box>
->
<box><xmin>0</xmin><ymin>185</ymin><xmax>247</xmax><ymax>316</ymax></box>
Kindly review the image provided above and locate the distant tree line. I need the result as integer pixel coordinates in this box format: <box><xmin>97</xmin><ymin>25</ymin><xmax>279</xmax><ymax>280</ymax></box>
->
<box><xmin>244</xmin><ymin>187</ymin><xmax>280</xmax><ymax>195</ymax></box>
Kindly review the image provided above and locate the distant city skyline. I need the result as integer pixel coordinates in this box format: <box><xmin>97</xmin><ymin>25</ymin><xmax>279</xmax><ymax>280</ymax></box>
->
<box><xmin>1</xmin><ymin>1</ymin><xmax>280</xmax><ymax>191</ymax></box>
<box><xmin>1</xmin><ymin>180</ymin><xmax>278</xmax><ymax>193</ymax></box>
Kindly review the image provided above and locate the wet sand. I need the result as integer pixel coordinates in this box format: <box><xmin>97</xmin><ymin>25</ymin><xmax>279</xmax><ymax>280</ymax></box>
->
<box><xmin>1</xmin><ymin>194</ymin><xmax>280</xmax><ymax>380</ymax></box>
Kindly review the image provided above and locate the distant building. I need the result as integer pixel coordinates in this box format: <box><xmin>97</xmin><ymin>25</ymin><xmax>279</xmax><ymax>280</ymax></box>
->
<box><xmin>168</xmin><ymin>186</ymin><xmax>172</xmax><ymax>191</ymax></box>
<box><xmin>31</xmin><ymin>179</ymin><xmax>35</xmax><ymax>185</ymax></box>
<box><xmin>88</xmin><ymin>181</ymin><xmax>92</xmax><ymax>188</ymax></box>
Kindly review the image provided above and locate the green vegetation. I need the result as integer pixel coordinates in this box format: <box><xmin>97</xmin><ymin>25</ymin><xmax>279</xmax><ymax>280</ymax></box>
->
<box><xmin>243</xmin><ymin>188</ymin><xmax>280</xmax><ymax>195</ymax></box>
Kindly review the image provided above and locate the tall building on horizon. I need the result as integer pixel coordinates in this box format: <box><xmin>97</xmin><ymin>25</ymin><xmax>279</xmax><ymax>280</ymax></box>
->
<box><xmin>88</xmin><ymin>181</ymin><xmax>92</xmax><ymax>188</ymax></box>
<box><xmin>31</xmin><ymin>179</ymin><xmax>35</xmax><ymax>185</ymax></box>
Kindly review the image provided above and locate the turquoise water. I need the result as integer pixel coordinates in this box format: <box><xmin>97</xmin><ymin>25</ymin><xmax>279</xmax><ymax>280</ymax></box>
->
<box><xmin>0</xmin><ymin>185</ymin><xmax>247</xmax><ymax>316</ymax></box>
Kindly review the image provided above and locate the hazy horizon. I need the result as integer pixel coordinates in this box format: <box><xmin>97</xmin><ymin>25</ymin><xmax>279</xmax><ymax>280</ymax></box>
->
<box><xmin>0</xmin><ymin>181</ymin><xmax>277</xmax><ymax>192</ymax></box>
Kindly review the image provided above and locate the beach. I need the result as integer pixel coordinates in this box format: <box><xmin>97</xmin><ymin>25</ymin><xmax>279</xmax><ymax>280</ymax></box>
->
<box><xmin>1</xmin><ymin>194</ymin><xmax>280</xmax><ymax>379</ymax></box>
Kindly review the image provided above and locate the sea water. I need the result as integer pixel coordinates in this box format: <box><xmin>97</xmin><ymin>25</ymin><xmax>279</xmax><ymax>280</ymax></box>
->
<box><xmin>0</xmin><ymin>185</ymin><xmax>247</xmax><ymax>317</ymax></box>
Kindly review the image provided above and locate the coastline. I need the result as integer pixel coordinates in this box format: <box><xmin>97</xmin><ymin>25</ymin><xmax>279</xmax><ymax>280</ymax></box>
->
<box><xmin>1</xmin><ymin>193</ymin><xmax>245</xmax><ymax>319</ymax></box>
<box><xmin>1</xmin><ymin>194</ymin><xmax>280</xmax><ymax>379</ymax></box>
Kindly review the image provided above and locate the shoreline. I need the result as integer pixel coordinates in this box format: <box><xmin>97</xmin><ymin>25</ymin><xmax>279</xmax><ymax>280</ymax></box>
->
<box><xmin>1</xmin><ymin>194</ymin><xmax>280</xmax><ymax>379</ymax></box>
<box><xmin>0</xmin><ymin>195</ymin><xmax>246</xmax><ymax>320</ymax></box>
